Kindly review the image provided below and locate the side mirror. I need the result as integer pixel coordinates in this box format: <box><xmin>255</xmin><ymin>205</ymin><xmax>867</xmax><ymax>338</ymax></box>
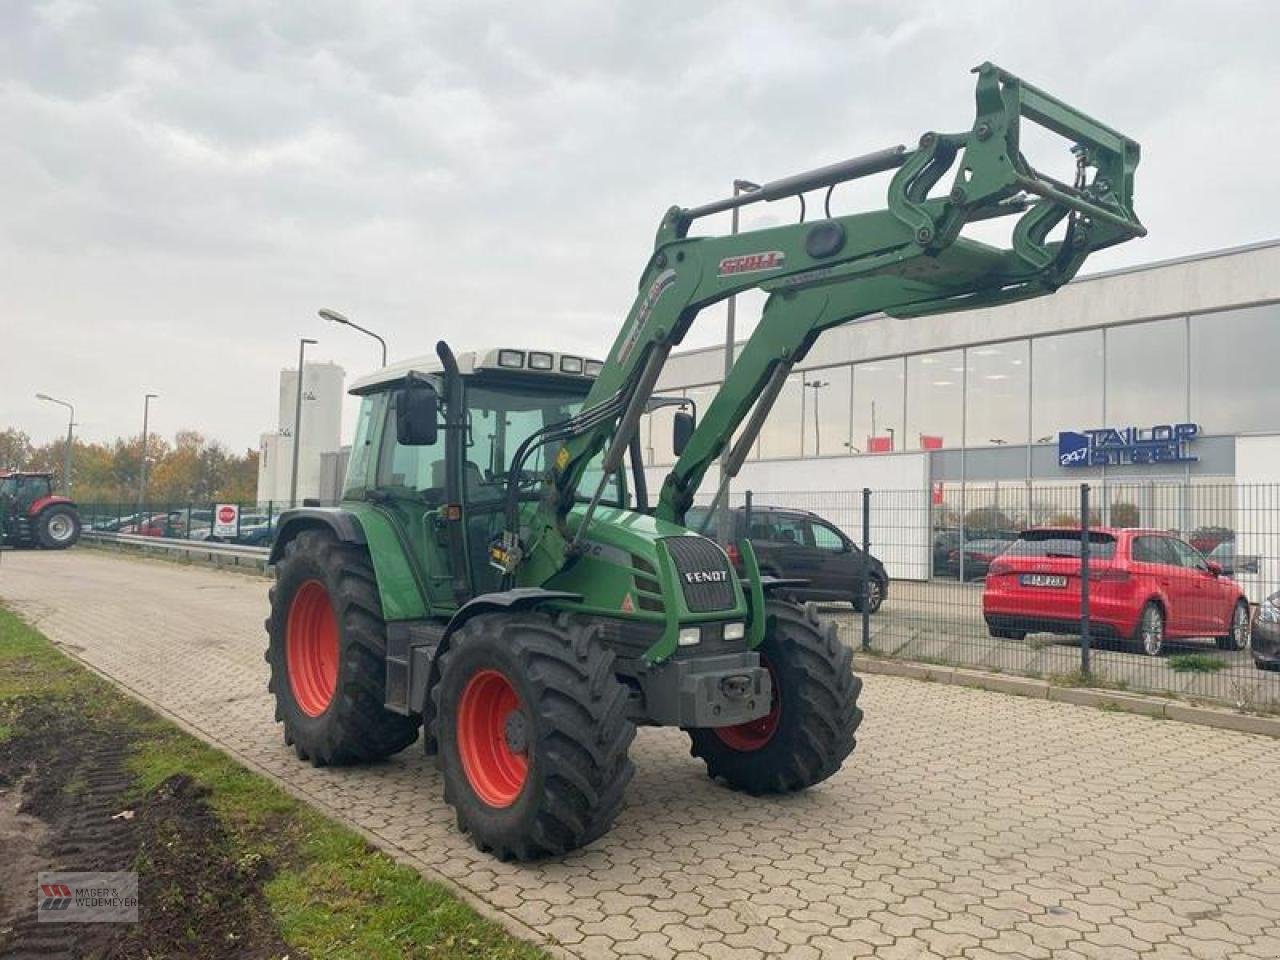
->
<box><xmin>395</xmin><ymin>381</ymin><xmax>439</xmax><ymax>446</ymax></box>
<box><xmin>672</xmin><ymin>410</ymin><xmax>695</xmax><ymax>456</ymax></box>
<box><xmin>1205</xmin><ymin>560</ymin><xmax>1223</xmax><ymax>577</ymax></box>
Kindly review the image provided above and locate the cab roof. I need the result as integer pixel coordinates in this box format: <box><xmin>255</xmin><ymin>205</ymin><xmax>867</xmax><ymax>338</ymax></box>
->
<box><xmin>348</xmin><ymin>347</ymin><xmax>604</xmax><ymax>395</ymax></box>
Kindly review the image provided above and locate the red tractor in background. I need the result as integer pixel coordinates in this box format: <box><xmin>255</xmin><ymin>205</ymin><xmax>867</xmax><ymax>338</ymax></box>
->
<box><xmin>0</xmin><ymin>471</ymin><xmax>82</xmax><ymax>549</ymax></box>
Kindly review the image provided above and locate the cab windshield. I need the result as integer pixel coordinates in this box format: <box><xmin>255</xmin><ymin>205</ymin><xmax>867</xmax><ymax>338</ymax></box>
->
<box><xmin>465</xmin><ymin>378</ymin><xmax>623</xmax><ymax>507</ymax></box>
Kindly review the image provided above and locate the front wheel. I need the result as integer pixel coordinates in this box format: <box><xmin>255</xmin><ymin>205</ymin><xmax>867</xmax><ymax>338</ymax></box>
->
<box><xmin>1216</xmin><ymin>600</ymin><xmax>1251</xmax><ymax>651</ymax></box>
<box><xmin>686</xmin><ymin>600</ymin><xmax>862</xmax><ymax>795</ymax></box>
<box><xmin>37</xmin><ymin>506</ymin><xmax>81</xmax><ymax>549</ymax></box>
<box><xmin>434</xmin><ymin>612</ymin><xmax>635</xmax><ymax>860</ymax></box>
<box><xmin>852</xmin><ymin>575</ymin><xmax>886</xmax><ymax>614</ymax></box>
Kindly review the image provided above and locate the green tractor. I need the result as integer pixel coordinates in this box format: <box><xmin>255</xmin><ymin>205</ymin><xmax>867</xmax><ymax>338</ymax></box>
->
<box><xmin>0</xmin><ymin>471</ymin><xmax>82</xmax><ymax>549</ymax></box>
<box><xmin>266</xmin><ymin>63</ymin><xmax>1145</xmax><ymax>859</ymax></box>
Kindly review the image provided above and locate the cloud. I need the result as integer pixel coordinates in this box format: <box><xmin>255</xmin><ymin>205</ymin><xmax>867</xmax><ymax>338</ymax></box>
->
<box><xmin>1</xmin><ymin>0</ymin><xmax>1277</xmax><ymax>453</ymax></box>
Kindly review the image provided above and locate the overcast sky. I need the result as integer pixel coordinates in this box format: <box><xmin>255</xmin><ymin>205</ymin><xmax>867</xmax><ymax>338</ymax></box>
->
<box><xmin>3</xmin><ymin>0</ymin><xmax>1277</xmax><ymax>452</ymax></box>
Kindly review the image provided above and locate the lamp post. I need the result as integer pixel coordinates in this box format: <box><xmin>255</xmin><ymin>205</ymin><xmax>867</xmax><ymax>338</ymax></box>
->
<box><xmin>803</xmin><ymin>379</ymin><xmax>829</xmax><ymax>456</ymax></box>
<box><xmin>35</xmin><ymin>393</ymin><xmax>74</xmax><ymax>492</ymax></box>
<box><xmin>139</xmin><ymin>393</ymin><xmax>158</xmax><ymax>511</ymax></box>
<box><xmin>289</xmin><ymin>338</ymin><xmax>318</xmax><ymax>507</ymax></box>
<box><xmin>319</xmin><ymin>308</ymin><xmax>387</xmax><ymax>367</ymax></box>
<box><xmin>885</xmin><ymin>426</ymin><xmax>896</xmax><ymax>451</ymax></box>
<box><xmin>718</xmin><ymin>177</ymin><xmax>761</xmax><ymax>543</ymax></box>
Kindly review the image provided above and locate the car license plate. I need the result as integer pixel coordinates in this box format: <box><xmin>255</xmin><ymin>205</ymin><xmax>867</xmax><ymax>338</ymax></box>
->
<box><xmin>1020</xmin><ymin>574</ymin><xmax>1067</xmax><ymax>588</ymax></box>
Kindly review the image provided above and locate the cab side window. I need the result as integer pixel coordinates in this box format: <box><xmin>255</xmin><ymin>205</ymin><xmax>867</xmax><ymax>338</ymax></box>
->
<box><xmin>375</xmin><ymin>391</ymin><xmax>446</xmax><ymax>502</ymax></box>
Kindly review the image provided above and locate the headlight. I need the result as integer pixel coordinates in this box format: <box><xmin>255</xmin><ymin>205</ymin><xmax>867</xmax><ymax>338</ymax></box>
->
<box><xmin>1260</xmin><ymin>599</ymin><xmax>1280</xmax><ymax>623</ymax></box>
<box><xmin>723</xmin><ymin>622</ymin><xmax>746</xmax><ymax>641</ymax></box>
<box><xmin>677</xmin><ymin>627</ymin><xmax>701</xmax><ymax>646</ymax></box>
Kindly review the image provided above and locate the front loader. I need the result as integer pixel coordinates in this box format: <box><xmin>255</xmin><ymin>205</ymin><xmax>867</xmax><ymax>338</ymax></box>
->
<box><xmin>265</xmin><ymin>63</ymin><xmax>1145</xmax><ymax>859</ymax></box>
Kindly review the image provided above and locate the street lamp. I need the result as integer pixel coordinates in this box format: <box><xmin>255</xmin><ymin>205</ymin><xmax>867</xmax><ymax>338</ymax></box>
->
<box><xmin>803</xmin><ymin>379</ymin><xmax>829</xmax><ymax>456</ymax></box>
<box><xmin>35</xmin><ymin>393</ymin><xmax>74</xmax><ymax>492</ymax></box>
<box><xmin>289</xmin><ymin>338</ymin><xmax>318</xmax><ymax>507</ymax></box>
<box><xmin>140</xmin><ymin>393</ymin><xmax>158</xmax><ymax>510</ymax></box>
<box><xmin>885</xmin><ymin>426</ymin><xmax>896</xmax><ymax>451</ymax></box>
<box><xmin>319</xmin><ymin>308</ymin><xmax>387</xmax><ymax>367</ymax></box>
<box><xmin>718</xmin><ymin>177</ymin><xmax>761</xmax><ymax>543</ymax></box>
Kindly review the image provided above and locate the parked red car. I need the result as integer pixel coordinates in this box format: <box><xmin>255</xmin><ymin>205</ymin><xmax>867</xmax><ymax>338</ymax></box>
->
<box><xmin>983</xmin><ymin>527</ymin><xmax>1251</xmax><ymax>657</ymax></box>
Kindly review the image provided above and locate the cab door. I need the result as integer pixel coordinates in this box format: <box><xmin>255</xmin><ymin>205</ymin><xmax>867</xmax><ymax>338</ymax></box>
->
<box><xmin>364</xmin><ymin>389</ymin><xmax>461</xmax><ymax>615</ymax></box>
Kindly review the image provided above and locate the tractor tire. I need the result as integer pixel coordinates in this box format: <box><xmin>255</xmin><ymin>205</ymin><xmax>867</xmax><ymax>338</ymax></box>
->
<box><xmin>433</xmin><ymin>612</ymin><xmax>635</xmax><ymax>860</ymax></box>
<box><xmin>36</xmin><ymin>506</ymin><xmax>81</xmax><ymax>549</ymax></box>
<box><xmin>686</xmin><ymin>599</ymin><xmax>861</xmax><ymax>795</ymax></box>
<box><xmin>264</xmin><ymin>529</ymin><xmax>419</xmax><ymax>766</ymax></box>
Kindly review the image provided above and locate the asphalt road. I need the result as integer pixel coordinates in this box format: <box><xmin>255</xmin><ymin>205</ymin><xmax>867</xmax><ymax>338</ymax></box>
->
<box><xmin>3</xmin><ymin>549</ymin><xmax>1279</xmax><ymax>960</ymax></box>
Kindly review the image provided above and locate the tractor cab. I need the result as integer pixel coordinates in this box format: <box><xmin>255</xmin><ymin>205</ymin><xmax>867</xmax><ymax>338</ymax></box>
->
<box><xmin>343</xmin><ymin>348</ymin><xmax>627</xmax><ymax>604</ymax></box>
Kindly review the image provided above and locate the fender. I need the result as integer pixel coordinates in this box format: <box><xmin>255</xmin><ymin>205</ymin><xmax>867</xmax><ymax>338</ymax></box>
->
<box><xmin>28</xmin><ymin>495</ymin><xmax>76</xmax><ymax>516</ymax></box>
<box><xmin>268</xmin><ymin>507</ymin><xmax>366</xmax><ymax>565</ymax></box>
<box><xmin>443</xmin><ymin>587</ymin><xmax>582</xmax><ymax>641</ymax></box>
<box><xmin>414</xmin><ymin>588</ymin><xmax>582</xmax><ymax>754</ymax></box>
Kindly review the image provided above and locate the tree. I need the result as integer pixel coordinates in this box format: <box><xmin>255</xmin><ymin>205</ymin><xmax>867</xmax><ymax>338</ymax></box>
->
<box><xmin>1111</xmin><ymin>501</ymin><xmax>1141</xmax><ymax>528</ymax></box>
<box><xmin>0</xmin><ymin>429</ymin><xmax>32</xmax><ymax>471</ymax></box>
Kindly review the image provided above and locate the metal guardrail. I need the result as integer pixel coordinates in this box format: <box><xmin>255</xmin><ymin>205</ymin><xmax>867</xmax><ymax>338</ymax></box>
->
<box><xmin>83</xmin><ymin>531</ymin><xmax>270</xmax><ymax>573</ymax></box>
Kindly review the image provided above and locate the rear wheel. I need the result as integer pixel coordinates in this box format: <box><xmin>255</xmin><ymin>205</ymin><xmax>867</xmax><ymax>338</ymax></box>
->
<box><xmin>265</xmin><ymin>529</ymin><xmax>419</xmax><ymax>765</ymax></box>
<box><xmin>1216</xmin><ymin>600</ymin><xmax>1251</xmax><ymax>652</ymax></box>
<box><xmin>37</xmin><ymin>506</ymin><xmax>80</xmax><ymax>549</ymax></box>
<box><xmin>434</xmin><ymin>612</ymin><xmax>635</xmax><ymax>860</ymax></box>
<box><xmin>686</xmin><ymin>600</ymin><xmax>862</xmax><ymax>795</ymax></box>
<box><xmin>1133</xmin><ymin>601</ymin><xmax>1165</xmax><ymax>657</ymax></box>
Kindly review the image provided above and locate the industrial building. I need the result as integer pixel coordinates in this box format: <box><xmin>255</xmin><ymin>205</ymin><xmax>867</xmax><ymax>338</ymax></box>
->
<box><xmin>256</xmin><ymin>361</ymin><xmax>346</xmax><ymax>505</ymax></box>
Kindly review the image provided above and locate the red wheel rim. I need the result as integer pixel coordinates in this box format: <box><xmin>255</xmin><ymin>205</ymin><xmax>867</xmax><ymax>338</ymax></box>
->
<box><xmin>457</xmin><ymin>669</ymin><xmax>529</xmax><ymax>808</ymax></box>
<box><xmin>286</xmin><ymin>580</ymin><xmax>339</xmax><ymax>717</ymax></box>
<box><xmin>714</xmin><ymin>656</ymin><xmax>780</xmax><ymax>752</ymax></box>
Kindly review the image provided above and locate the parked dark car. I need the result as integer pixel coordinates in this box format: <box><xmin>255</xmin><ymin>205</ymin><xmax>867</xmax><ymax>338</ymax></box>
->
<box><xmin>1253</xmin><ymin>591</ymin><xmax>1280</xmax><ymax>671</ymax></box>
<box><xmin>687</xmin><ymin>505</ymin><xmax>888</xmax><ymax>612</ymax></box>
<box><xmin>939</xmin><ymin>538</ymin><xmax>1013</xmax><ymax>581</ymax></box>
<box><xmin>933</xmin><ymin>528</ymin><xmax>1017</xmax><ymax>580</ymax></box>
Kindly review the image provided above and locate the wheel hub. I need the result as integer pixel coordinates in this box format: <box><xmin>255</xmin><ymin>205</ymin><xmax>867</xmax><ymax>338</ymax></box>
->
<box><xmin>456</xmin><ymin>670</ymin><xmax>529</xmax><ymax>808</ymax></box>
<box><xmin>503</xmin><ymin>710</ymin><xmax>529</xmax><ymax>753</ymax></box>
<box><xmin>285</xmin><ymin>580</ymin><xmax>340</xmax><ymax>717</ymax></box>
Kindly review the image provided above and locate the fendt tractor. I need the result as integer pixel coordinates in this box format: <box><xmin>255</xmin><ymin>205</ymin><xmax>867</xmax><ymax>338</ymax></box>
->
<box><xmin>266</xmin><ymin>63</ymin><xmax>1144</xmax><ymax>859</ymax></box>
<box><xmin>0</xmin><ymin>471</ymin><xmax>81</xmax><ymax>549</ymax></box>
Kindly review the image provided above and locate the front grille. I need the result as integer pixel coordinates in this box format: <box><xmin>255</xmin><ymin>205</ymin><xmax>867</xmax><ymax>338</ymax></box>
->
<box><xmin>596</xmin><ymin>619</ymin><xmax>664</xmax><ymax>659</ymax></box>
<box><xmin>664</xmin><ymin>535</ymin><xmax>735</xmax><ymax>612</ymax></box>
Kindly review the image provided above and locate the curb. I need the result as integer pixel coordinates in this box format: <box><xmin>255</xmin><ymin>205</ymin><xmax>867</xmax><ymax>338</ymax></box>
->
<box><xmin>852</xmin><ymin>653</ymin><xmax>1280</xmax><ymax>739</ymax></box>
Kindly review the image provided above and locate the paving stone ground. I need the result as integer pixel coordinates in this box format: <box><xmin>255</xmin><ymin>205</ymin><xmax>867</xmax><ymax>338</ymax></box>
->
<box><xmin>3</xmin><ymin>549</ymin><xmax>1279</xmax><ymax>959</ymax></box>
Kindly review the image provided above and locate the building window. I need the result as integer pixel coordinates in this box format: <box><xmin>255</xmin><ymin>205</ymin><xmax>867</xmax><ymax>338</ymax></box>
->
<box><xmin>1104</xmin><ymin>316</ymin><xmax>1187</xmax><ymax>427</ymax></box>
<box><xmin>798</xmin><ymin>364</ymin><xmax>851</xmax><ymax>457</ymax></box>
<box><xmin>1031</xmin><ymin>330</ymin><xmax>1103</xmax><ymax>443</ymax></box>
<box><xmin>906</xmin><ymin>350</ymin><xmax>963</xmax><ymax>450</ymax></box>
<box><xmin>1190</xmin><ymin>304</ymin><xmax>1280</xmax><ymax>434</ymax></box>
<box><xmin>851</xmin><ymin>358</ymin><xmax>904</xmax><ymax>453</ymax></box>
<box><xmin>758</xmin><ymin>373</ymin><xmax>804</xmax><ymax>459</ymax></box>
<box><xmin>965</xmin><ymin>340</ymin><xmax>1029</xmax><ymax>448</ymax></box>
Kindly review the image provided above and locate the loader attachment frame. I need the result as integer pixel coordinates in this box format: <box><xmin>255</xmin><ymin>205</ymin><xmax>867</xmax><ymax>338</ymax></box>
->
<box><xmin>511</xmin><ymin>61</ymin><xmax>1144</xmax><ymax>584</ymax></box>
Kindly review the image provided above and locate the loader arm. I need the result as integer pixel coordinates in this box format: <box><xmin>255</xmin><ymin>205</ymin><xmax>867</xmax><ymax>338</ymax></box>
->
<box><xmin>515</xmin><ymin>61</ymin><xmax>1144</xmax><ymax>582</ymax></box>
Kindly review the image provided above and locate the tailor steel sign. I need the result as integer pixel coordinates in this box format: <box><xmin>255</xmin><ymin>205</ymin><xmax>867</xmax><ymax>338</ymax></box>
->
<box><xmin>1058</xmin><ymin>423</ymin><xmax>1200</xmax><ymax>468</ymax></box>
